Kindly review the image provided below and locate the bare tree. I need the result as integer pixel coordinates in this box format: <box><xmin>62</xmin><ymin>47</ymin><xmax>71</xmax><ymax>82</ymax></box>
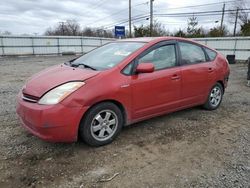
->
<box><xmin>228</xmin><ymin>0</ymin><xmax>250</xmax><ymax>35</ymax></box>
<box><xmin>45</xmin><ymin>20</ymin><xmax>114</xmax><ymax>38</ymax></box>
<box><xmin>229</xmin><ymin>0</ymin><xmax>249</xmax><ymax>25</ymax></box>
<box><xmin>0</xmin><ymin>30</ymin><xmax>12</xmax><ymax>35</ymax></box>
<box><xmin>45</xmin><ymin>20</ymin><xmax>81</xmax><ymax>36</ymax></box>
<box><xmin>66</xmin><ymin>20</ymin><xmax>81</xmax><ymax>36</ymax></box>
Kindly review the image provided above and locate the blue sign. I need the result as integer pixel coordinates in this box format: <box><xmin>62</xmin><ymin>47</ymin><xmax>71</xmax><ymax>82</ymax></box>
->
<box><xmin>115</xmin><ymin>26</ymin><xmax>125</xmax><ymax>38</ymax></box>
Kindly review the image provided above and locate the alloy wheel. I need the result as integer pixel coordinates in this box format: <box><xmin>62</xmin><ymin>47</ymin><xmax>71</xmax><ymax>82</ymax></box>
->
<box><xmin>90</xmin><ymin>110</ymin><xmax>118</xmax><ymax>141</ymax></box>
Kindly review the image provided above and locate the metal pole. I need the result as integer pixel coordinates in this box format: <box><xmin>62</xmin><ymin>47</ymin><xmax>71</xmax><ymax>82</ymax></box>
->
<box><xmin>80</xmin><ymin>37</ymin><xmax>83</xmax><ymax>54</ymax></box>
<box><xmin>233</xmin><ymin>8</ymin><xmax>239</xmax><ymax>37</ymax></box>
<box><xmin>233</xmin><ymin>38</ymin><xmax>237</xmax><ymax>55</ymax></box>
<box><xmin>57</xmin><ymin>38</ymin><xmax>60</xmax><ymax>55</ymax></box>
<box><xmin>0</xmin><ymin>36</ymin><xmax>4</xmax><ymax>56</ymax></box>
<box><xmin>129</xmin><ymin>0</ymin><xmax>132</xmax><ymax>38</ymax></box>
<box><xmin>150</xmin><ymin>0</ymin><xmax>153</xmax><ymax>36</ymax></box>
<box><xmin>59</xmin><ymin>22</ymin><xmax>65</xmax><ymax>35</ymax></box>
<box><xmin>220</xmin><ymin>3</ymin><xmax>225</xmax><ymax>36</ymax></box>
<box><xmin>31</xmin><ymin>37</ymin><xmax>35</xmax><ymax>55</ymax></box>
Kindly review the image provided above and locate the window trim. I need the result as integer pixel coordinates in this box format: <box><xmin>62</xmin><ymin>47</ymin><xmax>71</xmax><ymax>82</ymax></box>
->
<box><xmin>177</xmin><ymin>40</ymin><xmax>209</xmax><ymax>66</ymax></box>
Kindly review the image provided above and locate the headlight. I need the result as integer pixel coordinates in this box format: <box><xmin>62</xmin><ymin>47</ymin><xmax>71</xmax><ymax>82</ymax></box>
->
<box><xmin>38</xmin><ymin>82</ymin><xmax>85</xmax><ymax>105</ymax></box>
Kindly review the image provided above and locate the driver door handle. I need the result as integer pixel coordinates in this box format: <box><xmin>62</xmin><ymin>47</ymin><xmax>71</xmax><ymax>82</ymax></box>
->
<box><xmin>171</xmin><ymin>74</ymin><xmax>181</xmax><ymax>80</ymax></box>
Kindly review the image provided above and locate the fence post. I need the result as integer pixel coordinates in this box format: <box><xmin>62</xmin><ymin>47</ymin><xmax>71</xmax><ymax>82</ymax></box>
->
<box><xmin>1</xmin><ymin>36</ymin><xmax>4</xmax><ymax>56</ymax></box>
<box><xmin>31</xmin><ymin>37</ymin><xmax>35</xmax><ymax>55</ymax></box>
<box><xmin>81</xmin><ymin>37</ymin><xmax>83</xmax><ymax>54</ymax></box>
<box><xmin>233</xmin><ymin>38</ymin><xmax>238</xmax><ymax>55</ymax></box>
<box><xmin>57</xmin><ymin>37</ymin><xmax>60</xmax><ymax>55</ymax></box>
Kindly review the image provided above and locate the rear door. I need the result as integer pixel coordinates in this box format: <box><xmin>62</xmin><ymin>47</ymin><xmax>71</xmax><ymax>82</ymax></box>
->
<box><xmin>177</xmin><ymin>41</ymin><xmax>216</xmax><ymax>107</ymax></box>
<box><xmin>131</xmin><ymin>41</ymin><xmax>182</xmax><ymax>120</ymax></box>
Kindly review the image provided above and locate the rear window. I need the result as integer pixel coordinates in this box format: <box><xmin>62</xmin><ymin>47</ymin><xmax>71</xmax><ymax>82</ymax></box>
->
<box><xmin>204</xmin><ymin>48</ymin><xmax>217</xmax><ymax>61</ymax></box>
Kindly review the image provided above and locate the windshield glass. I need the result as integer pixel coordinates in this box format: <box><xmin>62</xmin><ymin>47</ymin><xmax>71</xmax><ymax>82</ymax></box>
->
<box><xmin>71</xmin><ymin>42</ymin><xmax>145</xmax><ymax>70</ymax></box>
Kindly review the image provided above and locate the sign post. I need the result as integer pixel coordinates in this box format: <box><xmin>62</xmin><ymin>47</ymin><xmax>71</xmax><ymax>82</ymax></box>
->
<box><xmin>115</xmin><ymin>26</ymin><xmax>125</xmax><ymax>38</ymax></box>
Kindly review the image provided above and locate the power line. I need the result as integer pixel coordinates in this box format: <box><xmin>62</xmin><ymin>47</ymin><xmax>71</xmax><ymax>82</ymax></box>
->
<box><xmin>101</xmin><ymin>13</ymin><xmax>149</xmax><ymax>28</ymax></box>
<box><xmin>101</xmin><ymin>8</ymin><xmax>250</xmax><ymax>30</ymax></box>
<box><xmin>155</xmin><ymin>12</ymin><xmax>250</xmax><ymax>18</ymax></box>
<box><xmin>85</xmin><ymin>1</ymin><xmax>148</xmax><ymax>27</ymax></box>
<box><xmin>155</xmin><ymin>0</ymin><xmax>237</xmax><ymax>11</ymax></box>
<box><xmin>88</xmin><ymin>0</ymin><xmax>109</xmax><ymax>11</ymax></box>
<box><xmin>85</xmin><ymin>0</ymin><xmax>240</xmax><ymax>30</ymax></box>
<box><xmin>81</xmin><ymin>0</ymin><xmax>110</xmax><ymax>17</ymax></box>
<box><xmin>154</xmin><ymin>9</ymin><xmax>250</xmax><ymax>17</ymax></box>
<box><xmin>104</xmin><ymin>15</ymin><xmax>150</xmax><ymax>29</ymax></box>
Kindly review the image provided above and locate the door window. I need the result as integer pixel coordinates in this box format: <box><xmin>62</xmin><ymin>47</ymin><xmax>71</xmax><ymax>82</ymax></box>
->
<box><xmin>138</xmin><ymin>44</ymin><xmax>177</xmax><ymax>70</ymax></box>
<box><xmin>179</xmin><ymin>42</ymin><xmax>206</xmax><ymax>64</ymax></box>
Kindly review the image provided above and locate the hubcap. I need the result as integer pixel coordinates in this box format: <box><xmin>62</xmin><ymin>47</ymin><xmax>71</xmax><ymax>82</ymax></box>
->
<box><xmin>209</xmin><ymin>86</ymin><xmax>222</xmax><ymax>107</ymax></box>
<box><xmin>90</xmin><ymin>110</ymin><xmax>118</xmax><ymax>141</ymax></box>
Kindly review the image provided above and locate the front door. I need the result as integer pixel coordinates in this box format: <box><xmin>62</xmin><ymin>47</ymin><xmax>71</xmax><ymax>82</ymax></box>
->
<box><xmin>131</xmin><ymin>42</ymin><xmax>181</xmax><ymax>120</ymax></box>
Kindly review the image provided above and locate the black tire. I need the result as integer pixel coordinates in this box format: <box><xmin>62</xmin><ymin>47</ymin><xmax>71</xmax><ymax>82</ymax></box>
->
<box><xmin>79</xmin><ymin>102</ymin><xmax>123</xmax><ymax>146</ymax></box>
<box><xmin>203</xmin><ymin>83</ymin><xmax>224</xmax><ymax>110</ymax></box>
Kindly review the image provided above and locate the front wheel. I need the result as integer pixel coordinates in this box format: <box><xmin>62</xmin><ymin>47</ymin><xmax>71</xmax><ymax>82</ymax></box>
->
<box><xmin>79</xmin><ymin>102</ymin><xmax>123</xmax><ymax>146</ymax></box>
<box><xmin>203</xmin><ymin>83</ymin><xmax>223</xmax><ymax>110</ymax></box>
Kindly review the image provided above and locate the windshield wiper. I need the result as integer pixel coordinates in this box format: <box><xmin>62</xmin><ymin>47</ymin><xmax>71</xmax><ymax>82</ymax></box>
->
<box><xmin>71</xmin><ymin>63</ymin><xmax>97</xmax><ymax>71</ymax></box>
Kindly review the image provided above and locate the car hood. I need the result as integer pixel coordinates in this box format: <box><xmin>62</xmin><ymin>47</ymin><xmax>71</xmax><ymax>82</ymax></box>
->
<box><xmin>22</xmin><ymin>64</ymin><xmax>99</xmax><ymax>97</ymax></box>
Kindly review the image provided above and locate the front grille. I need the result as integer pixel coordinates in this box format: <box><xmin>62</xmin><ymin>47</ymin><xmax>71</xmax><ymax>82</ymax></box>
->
<box><xmin>22</xmin><ymin>93</ymin><xmax>39</xmax><ymax>103</ymax></box>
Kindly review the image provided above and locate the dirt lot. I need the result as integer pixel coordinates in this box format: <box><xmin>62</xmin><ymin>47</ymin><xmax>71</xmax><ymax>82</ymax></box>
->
<box><xmin>0</xmin><ymin>56</ymin><xmax>249</xmax><ymax>188</ymax></box>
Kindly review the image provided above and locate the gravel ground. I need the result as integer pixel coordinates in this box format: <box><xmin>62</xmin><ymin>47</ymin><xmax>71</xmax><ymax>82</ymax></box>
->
<box><xmin>0</xmin><ymin>56</ymin><xmax>249</xmax><ymax>188</ymax></box>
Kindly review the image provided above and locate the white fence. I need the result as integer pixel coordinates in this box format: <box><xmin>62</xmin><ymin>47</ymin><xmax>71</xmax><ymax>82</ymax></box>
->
<box><xmin>194</xmin><ymin>37</ymin><xmax>250</xmax><ymax>61</ymax></box>
<box><xmin>0</xmin><ymin>35</ymin><xmax>114</xmax><ymax>56</ymax></box>
<box><xmin>0</xmin><ymin>35</ymin><xmax>250</xmax><ymax>60</ymax></box>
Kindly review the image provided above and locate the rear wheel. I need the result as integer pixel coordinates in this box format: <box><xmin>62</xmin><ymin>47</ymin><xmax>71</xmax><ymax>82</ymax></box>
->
<box><xmin>79</xmin><ymin>102</ymin><xmax>123</xmax><ymax>146</ymax></box>
<box><xmin>203</xmin><ymin>83</ymin><xmax>223</xmax><ymax>110</ymax></box>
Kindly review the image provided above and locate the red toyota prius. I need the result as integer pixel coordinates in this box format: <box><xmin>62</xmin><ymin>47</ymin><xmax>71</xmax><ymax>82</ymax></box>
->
<box><xmin>16</xmin><ymin>37</ymin><xmax>230</xmax><ymax>146</ymax></box>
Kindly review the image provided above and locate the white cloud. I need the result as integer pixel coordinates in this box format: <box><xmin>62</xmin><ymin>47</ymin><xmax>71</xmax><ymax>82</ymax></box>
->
<box><xmin>0</xmin><ymin>0</ymin><xmax>248</xmax><ymax>35</ymax></box>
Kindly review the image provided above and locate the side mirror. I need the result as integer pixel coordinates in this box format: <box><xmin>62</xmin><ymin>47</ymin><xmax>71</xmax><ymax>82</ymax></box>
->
<box><xmin>136</xmin><ymin>63</ymin><xmax>155</xmax><ymax>73</ymax></box>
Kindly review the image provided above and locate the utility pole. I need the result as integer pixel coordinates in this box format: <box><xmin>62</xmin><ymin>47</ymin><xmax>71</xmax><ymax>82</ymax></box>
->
<box><xmin>129</xmin><ymin>0</ymin><xmax>132</xmax><ymax>38</ymax></box>
<box><xmin>150</xmin><ymin>0</ymin><xmax>153</xmax><ymax>36</ymax></box>
<box><xmin>220</xmin><ymin>3</ymin><xmax>225</xmax><ymax>36</ymax></box>
<box><xmin>233</xmin><ymin>8</ymin><xmax>239</xmax><ymax>37</ymax></box>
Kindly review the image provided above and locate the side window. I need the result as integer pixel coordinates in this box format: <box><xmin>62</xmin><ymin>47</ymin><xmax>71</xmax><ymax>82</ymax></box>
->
<box><xmin>204</xmin><ymin>48</ymin><xmax>217</xmax><ymax>61</ymax></box>
<box><xmin>138</xmin><ymin>44</ymin><xmax>177</xmax><ymax>70</ymax></box>
<box><xmin>179</xmin><ymin>42</ymin><xmax>206</xmax><ymax>64</ymax></box>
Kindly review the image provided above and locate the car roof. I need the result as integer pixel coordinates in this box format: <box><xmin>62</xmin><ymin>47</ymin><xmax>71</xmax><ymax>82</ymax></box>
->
<box><xmin>120</xmin><ymin>36</ymin><xmax>194</xmax><ymax>43</ymax></box>
<box><xmin>119</xmin><ymin>36</ymin><xmax>215</xmax><ymax>51</ymax></box>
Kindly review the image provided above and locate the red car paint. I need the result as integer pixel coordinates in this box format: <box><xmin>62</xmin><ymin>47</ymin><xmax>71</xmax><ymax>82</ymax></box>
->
<box><xmin>16</xmin><ymin>37</ymin><xmax>230</xmax><ymax>142</ymax></box>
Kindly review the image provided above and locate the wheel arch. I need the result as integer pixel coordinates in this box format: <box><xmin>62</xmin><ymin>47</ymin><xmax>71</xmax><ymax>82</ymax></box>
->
<box><xmin>216</xmin><ymin>80</ymin><xmax>225</xmax><ymax>93</ymax></box>
<box><xmin>78</xmin><ymin>99</ymin><xmax>128</xmax><ymax>136</ymax></box>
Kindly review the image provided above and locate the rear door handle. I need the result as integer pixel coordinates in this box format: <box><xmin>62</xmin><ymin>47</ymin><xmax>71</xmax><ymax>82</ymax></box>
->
<box><xmin>171</xmin><ymin>74</ymin><xmax>180</xmax><ymax>80</ymax></box>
